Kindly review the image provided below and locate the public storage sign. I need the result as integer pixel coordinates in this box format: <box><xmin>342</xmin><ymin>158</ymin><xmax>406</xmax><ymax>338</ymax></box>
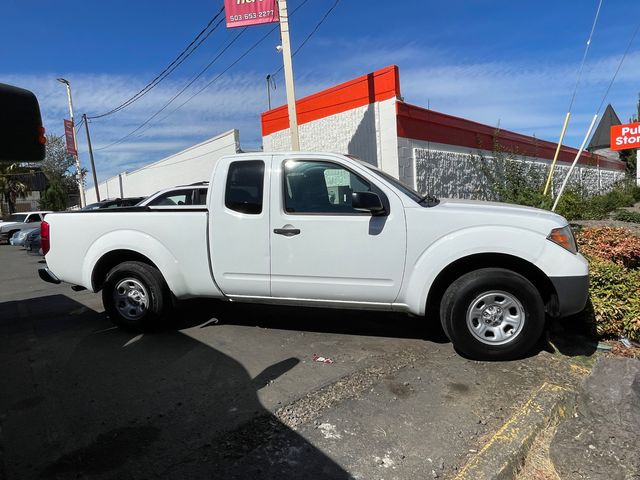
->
<box><xmin>224</xmin><ymin>0</ymin><xmax>279</xmax><ymax>28</ymax></box>
<box><xmin>610</xmin><ymin>122</ymin><xmax>640</xmax><ymax>151</ymax></box>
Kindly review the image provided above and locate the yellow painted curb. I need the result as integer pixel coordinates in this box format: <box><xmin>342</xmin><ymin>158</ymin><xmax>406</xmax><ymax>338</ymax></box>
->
<box><xmin>454</xmin><ymin>382</ymin><xmax>572</xmax><ymax>480</ymax></box>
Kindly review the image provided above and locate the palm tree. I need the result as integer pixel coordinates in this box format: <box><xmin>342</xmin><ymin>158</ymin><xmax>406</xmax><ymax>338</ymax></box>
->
<box><xmin>0</xmin><ymin>163</ymin><xmax>29</xmax><ymax>216</ymax></box>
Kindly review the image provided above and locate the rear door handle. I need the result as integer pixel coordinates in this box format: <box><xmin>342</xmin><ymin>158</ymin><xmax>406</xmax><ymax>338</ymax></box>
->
<box><xmin>274</xmin><ymin>228</ymin><xmax>301</xmax><ymax>237</ymax></box>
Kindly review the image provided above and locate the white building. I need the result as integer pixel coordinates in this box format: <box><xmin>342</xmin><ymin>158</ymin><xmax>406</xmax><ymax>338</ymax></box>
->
<box><xmin>84</xmin><ymin>130</ymin><xmax>240</xmax><ymax>204</ymax></box>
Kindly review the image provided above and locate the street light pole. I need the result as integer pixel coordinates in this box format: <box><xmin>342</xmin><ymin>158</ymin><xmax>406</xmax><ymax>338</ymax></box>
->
<box><xmin>57</xmin><ymin>78</ymin><xmax>86</xmax><ymax>208</ymax></box>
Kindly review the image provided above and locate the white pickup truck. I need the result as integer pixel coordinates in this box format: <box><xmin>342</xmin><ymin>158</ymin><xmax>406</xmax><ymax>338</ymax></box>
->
<box><xmin>39</xmin><ymin>152</ymin><xmax>588</xmax><ymax>359</ymax></box>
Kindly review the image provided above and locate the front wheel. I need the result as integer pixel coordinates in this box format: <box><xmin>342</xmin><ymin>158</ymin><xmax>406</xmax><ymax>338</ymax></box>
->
<box><xmin>102</xmin><ymin>261</ymin><xmax>172</xmax><ymax>332</ymax></box>
<box><xmin>440</xmin><ymin>268</ymin><xmax>545</xmax><ymax>360</ymax></box>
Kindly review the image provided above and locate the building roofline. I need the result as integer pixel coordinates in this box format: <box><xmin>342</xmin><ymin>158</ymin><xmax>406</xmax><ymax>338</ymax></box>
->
<box><xmin>397</xmin><ymin>102</ymin><xmax>625</xmax><ymax>171</ymax></box>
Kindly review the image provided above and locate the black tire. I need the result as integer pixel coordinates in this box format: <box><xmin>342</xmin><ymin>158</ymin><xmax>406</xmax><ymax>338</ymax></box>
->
<box><xmin>440</xmin><ymin>268</ymin><xmax>545</xmax><ymax>360</ymax></box>
<box><xmin>102</xmin><ymin>261</ymin><xmax>172</xmax><ymax>332</ymax></box>
<box><xmin>7</xmin><ymin>230</ymin><xmax>19</xmax><ymax>244</ymax></box>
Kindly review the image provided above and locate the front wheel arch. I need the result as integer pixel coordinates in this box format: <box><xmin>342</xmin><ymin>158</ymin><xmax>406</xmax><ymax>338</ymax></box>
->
<box><xmin>426</xmin><ymin>253</ymin><xmax>557</xmax><ymax>322</ymax></box>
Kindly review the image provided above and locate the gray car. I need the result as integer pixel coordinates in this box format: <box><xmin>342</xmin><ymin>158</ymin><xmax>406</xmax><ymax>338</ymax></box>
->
<box><xmin>9</xmin><ymin>227</ymin><xmax>39</xmax><ymax>247</ymax></box>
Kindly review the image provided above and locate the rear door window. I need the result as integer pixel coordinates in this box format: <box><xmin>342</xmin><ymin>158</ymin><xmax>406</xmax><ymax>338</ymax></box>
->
<box><xmin>225</xmin><ymin>161</ymin><xmax>264</xmax><ymax>215</ymax></box>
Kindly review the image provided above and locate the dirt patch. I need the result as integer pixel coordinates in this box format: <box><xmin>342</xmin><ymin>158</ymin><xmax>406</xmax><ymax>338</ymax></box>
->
<box><xmin>516</xmin><ymin>424</ymin><xmax>560</xmax><ymax>480</ymax></box>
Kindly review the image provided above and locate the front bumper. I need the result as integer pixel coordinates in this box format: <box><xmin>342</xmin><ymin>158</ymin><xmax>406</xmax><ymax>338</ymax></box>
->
<box><xmin>38</xmin><ymin>266</ymin><xmax>61</xmax><ymax>285</ymax></box>
<box><xmin>550</xmin><ymin>275</ymin><xmax>589</xmax><ymax>317</ymax></box>
<box><xmin>0</xmin><ymin>232</ymin><xmax>9</xmax><ymax>243</ymax></box>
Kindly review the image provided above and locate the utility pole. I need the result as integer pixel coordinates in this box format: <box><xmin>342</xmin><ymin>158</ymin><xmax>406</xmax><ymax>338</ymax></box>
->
<box><xmin>266</xmin><ymin>74</ymin><xmax>272</xmax><ymax>111</ymax></box>
<box><xmin>277</xmin><ymin>0</ymin><xmax>300</xmax><ymax>151</ymax></box>
<box><xmin>56</xmin><ymin>78</ymin><xmax>86</xmax><ymax>208</ymax></box>
<box><xmin>82</xmin><ymin>114</ymin><xmax>100</xmax><ymax>202</ymax></box>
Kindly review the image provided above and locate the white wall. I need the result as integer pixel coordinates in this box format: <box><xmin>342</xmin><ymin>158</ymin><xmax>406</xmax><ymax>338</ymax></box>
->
<box><xmin>85</xmin><ymin>130</ymin><xmax>240</xmax><ymax>204</ymax></box>
<box><xmin>263</xmin><ymin>98</ymin><xmax>398</xmax><ymax>170</ymax></box>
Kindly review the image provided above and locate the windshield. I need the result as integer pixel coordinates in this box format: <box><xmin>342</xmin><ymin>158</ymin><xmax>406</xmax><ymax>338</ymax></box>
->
<box><xmin>350</xmin><ymin>161</ymin><xmax>421</xmax><ymax>203</ymax></box>
<box><xmin>7</xmin><ymin>214</ymin><xmax>27</xmax><ymax>223</ymax></box>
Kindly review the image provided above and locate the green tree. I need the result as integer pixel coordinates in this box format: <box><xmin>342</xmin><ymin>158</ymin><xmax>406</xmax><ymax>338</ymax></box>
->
<box><xmin>619</xmin><ymin>93</ymin><xmax>639</xmax><ymax>177</ymax></box>
<box><xmin>0</xmin><ymin>163</ymin><xmax>29</xmax><ymax>215</ymax></box>
<box><xmin>41</xmin><ymin>134</ymin><xmax>83</xmax><ymax>197</ymax></box>
<box><xmin>38</xmin><ymin>180</ymin><xmax>68</xmax><ymax>211</ymax></box>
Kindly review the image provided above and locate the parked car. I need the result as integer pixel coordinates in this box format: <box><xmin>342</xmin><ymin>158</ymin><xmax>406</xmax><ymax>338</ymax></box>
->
<box><xmin>24</xmin><ymin>229</ymin><xmax>42</xmax><ymax>255</ymax></box>
<box><xmin>0</xmin><ymin>211</ymin><xmax>51</xmax><ymax>244</ymax></box>
<box><xmin>138</xmin><ymin>183</ymin><xmax>208</xmax><ymax>207</ymax></box>
<box><xmin>9</xmin><ymin>227</ymin><xmax>39</xmax><ymax>247</ymax></box>
<box><xmin>81</xmin><ymin>197</ymin><xmax>145</xmax><ymax>210</ymax></box>
<box><xmin>39</xmin><ymin>152</ymin><xmax>588</xmax><ymax>360</ymax></box>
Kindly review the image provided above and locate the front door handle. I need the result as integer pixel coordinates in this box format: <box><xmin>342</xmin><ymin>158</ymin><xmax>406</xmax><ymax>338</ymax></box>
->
<box><xmin>274</xmin><ymin>227</ymin><xmax>301</xmax><ymax>237</ymax></box>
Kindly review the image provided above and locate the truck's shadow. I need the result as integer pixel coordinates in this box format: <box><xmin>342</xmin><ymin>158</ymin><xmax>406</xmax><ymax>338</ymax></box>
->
<box><xmin>175</xmin><ymin>298</ymin><xmax>450</xmax><ymax>344</ymax></box>
<box><xmin>0</xmin><ymin>295</ymin><xmax>352</xmax><ymax>480</ymax></box>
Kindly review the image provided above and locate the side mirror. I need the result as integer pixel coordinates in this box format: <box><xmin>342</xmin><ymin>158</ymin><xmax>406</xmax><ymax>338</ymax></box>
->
<box><xmin>0</xmin><ymin>83</ymin><xmax>46</xmax><ymax>162</ymax></box>
<box><xmin>352</xmin><ymin>191</ymin><xmax>385</xmax><ymax>214</ymax></box>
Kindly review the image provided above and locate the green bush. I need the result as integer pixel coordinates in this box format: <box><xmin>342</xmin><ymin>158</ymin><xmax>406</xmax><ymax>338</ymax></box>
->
<box><xmin>614</xmin><ymin>209</ymin><xmax>640</xmax><ymax>224</ymax></box>
<box><xmin>585</xmin><ymin>257</ymin><xmax>640</xmax><ymax>341</ymax></box>
<box><xmin>575</xmin><ymin>227</ymin><xmax>640</xmax><ymax>341</ymax></box>
<box><xmin>478</xmin><ymin>148</ymin><xmax>639</xmax><ymax>220</ymax></box>
<box><xmin>554</xmin><ymin>189</ymin><xmax>588</xmax><ymax>220</ymax></box>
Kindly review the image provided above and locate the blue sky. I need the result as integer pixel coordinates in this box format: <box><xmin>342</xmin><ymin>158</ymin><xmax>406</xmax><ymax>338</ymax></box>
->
<box><xmin>2</xmin><ymin>0</ymin><xmax>639</xmax><ymax>185</ymax></box>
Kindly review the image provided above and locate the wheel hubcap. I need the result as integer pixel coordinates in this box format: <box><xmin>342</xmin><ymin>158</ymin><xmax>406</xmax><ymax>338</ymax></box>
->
<box><xmin>466</xmin><ymin>291</ymin><xmax>525</xmax><ymax>345</ymax></box>
<box><xmin>113</xmin><ymin>278</ymin><xmax>149</xmax><ymax>321</ymax></box>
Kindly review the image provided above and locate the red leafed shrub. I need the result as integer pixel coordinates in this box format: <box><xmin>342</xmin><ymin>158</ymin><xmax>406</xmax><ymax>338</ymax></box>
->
<box><xmin>576</xmin><ymin>227</ymin><xmax>640</xmax><ymax>269</ymax></box>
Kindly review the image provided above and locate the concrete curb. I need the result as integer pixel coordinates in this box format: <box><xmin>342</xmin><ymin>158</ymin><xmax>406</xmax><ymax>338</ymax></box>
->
<box><xmin>453</xmin><ymin>382</ymin><xmax>576</xmax><ymax>480</ymax></box>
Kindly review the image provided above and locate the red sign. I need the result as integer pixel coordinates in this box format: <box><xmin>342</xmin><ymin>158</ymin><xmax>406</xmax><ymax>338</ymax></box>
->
<box><xmin>610</xmin><ymin>122</ymin><xmax>640</xmax><ymax>151</ymax></box>
<box><xmin>224</xmin><ymin>0</ymin><xmax>279</xmax><ymax>28</ymax></box>
<box><xmin>63</xmin><ymin>119</ymin><xmax>77</xmax><ymax>156</ymax></box>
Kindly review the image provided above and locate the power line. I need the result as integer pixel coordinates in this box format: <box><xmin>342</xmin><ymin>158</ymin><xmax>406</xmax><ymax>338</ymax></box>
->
<box><xmin>94</xmin><ymin>28</ymin><xmax>247</xmax><ymax>151</ymax></box>
<box><xmin>75</xmin><ymin>116</ymin><xmax>85</xmax><ymax>133</ymax></box>
<box><xmin>595</xmin><ymin>20</ymin><xmax>640</xmax><ymax>115</ymax></box>
<box><xmin>97</xmin><ymin>0</ymin><xmax>313</xmax><ymax>151</ymax></box>
<box><xmin>271</xmin><ymin>0</ymin><xmax>342</xmax><ymax>78</ymax></box>
<box><xmin>88</xmin><ymin>5</ymin><xmax>225</xmax><ymax>120</ymax></box>
<box><xmin>567</xmin><ymin>0</ymin><xmax>603</xmax><ymax>113</ymax></box>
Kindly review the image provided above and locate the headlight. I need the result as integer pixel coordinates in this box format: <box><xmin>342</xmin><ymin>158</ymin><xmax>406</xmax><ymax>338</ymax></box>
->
<box><xmin>547</xmin><ymin>225</ymin><xmax>578</xmax><ymax>254</ymax></box>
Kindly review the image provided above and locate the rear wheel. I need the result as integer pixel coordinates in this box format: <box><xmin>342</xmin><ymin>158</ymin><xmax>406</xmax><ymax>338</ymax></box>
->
<box><xmin>440</xmin><ymin>268</ymin><xmax>545</xmax><ymax>360</ymax></box>
<box><xmin>102</xmin><ymin>261</ymin><xmax>171</xmax><ymax>332</ymax></box>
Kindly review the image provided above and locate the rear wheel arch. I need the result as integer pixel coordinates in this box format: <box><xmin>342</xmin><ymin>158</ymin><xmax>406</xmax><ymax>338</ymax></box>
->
<box><xmin>92</xmin><ymin>250</ymin><xmax>160</xmax><ymax>291</ymax></box>
<box><xmin>425</xmin><ymin>253</ymin><xmax>557</xmax><ymax>321</ymax></box>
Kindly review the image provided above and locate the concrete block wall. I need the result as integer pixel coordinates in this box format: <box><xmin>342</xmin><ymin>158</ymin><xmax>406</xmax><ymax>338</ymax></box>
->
<box><xmin>85</xmin><ymin>130</ymin><xmax>240</xmax><ymax>204</ymax></box>
<box><xmin>263</xmin><ymin>97</ymin><xmax>399</xmax><ymax>172</ymax></box>
<box><xmin>411</xmin><ymin>146</ymin><xmax>626</xmax><ymax>200</ymax></box>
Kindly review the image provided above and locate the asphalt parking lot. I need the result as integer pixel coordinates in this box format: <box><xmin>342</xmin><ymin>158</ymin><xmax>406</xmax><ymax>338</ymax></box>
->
<box><xmin>0</xmin><ymin>246</ymin><xmax>592</xmax><ymax>480</ymax></box>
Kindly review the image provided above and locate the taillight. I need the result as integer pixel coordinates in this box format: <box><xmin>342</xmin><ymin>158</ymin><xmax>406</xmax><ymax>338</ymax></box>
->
<box><xmin>41</xmin><ymin>221</ymin><xmax>50</xmax><ymax>255</ymax></box>
<box><xmin>38</xmin><ymin>126</ymin><xmax>46</xmax><ymax>146</ymax></box>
